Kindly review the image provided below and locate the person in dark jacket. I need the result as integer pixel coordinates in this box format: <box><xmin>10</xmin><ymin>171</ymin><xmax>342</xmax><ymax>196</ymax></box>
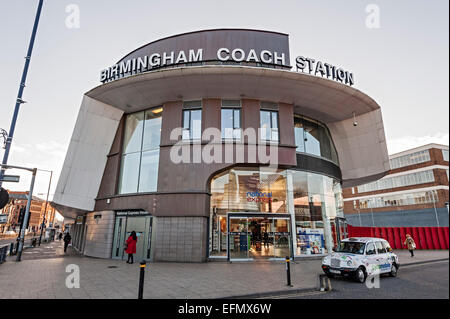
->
<box><xmin>125</xmin><ymin>231</ymin><xmax>138</xmax><ymax>264</ymax></box>
<box><xmin>58</xmin><ymin>232</ymin><xmax>63</xmax><ymax>241</ymax></box>
<box><xmin>263</xmin><ymin>231</ymin><xmax>269</xmax><ymax>248</ymax></box>
<box><xmin>63</xmin><ymin>232</ymin><xmax>72</xmax><ymax>253</ymax></box>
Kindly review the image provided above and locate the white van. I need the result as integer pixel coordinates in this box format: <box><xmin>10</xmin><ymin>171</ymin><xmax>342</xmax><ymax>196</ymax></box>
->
<box><xmin>321</xmin><ymin>237</ymin><xmax>400</xmax><ymax>283</ymax></box>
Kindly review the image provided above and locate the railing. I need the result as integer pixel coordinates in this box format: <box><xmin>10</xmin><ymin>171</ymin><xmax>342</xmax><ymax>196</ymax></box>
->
<box><xmin>348</xmin><ymin>225</ymin><xmax>449</xmax><ymax>250</ymax></box>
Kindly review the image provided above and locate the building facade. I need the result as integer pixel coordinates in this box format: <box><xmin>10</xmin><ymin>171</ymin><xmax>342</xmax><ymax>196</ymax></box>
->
<box><xmin>0</xmin><ymin>191</ymin><xmax>57</xmax><ymax>234</ymax></box>
<box><xmin>344</xmin><ymin>144</ymin><xmax>449</xmax><ymax>227</ymax></box>
<box><xmin>52</xmin><ymin>29</ymin><xmax>390</xmax><ymax>262</ymax></box>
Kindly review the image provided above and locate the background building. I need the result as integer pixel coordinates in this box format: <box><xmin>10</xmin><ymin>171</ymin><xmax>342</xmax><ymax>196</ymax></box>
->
<box><xmin>344</xmin><ymin>143</ymin><xmax>449</xmax><ymax>227</ymax></box>
<box><xmin>0</xmin><ymin>191</ymin><xmax>57</xmax><ymax>234</ymax></box>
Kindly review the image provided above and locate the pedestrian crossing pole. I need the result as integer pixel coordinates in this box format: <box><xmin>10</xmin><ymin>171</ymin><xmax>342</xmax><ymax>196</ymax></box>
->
<box><xmin>16</xmin><ymin>168</ymin><xmax>37</xmax><ymax>262</ymax></box>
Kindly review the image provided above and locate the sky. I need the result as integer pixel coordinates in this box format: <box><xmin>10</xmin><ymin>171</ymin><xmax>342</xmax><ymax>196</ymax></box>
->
<box><xmin>0</xmin><ymin>0</ymin><xmax>448</xmax><ymax>198</ymax></box>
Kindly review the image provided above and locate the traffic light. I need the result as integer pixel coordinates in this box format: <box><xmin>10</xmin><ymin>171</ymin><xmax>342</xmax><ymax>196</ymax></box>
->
<box><xmin>0</xmin><ymin>187</ymin><xmax>9</xmax><ymax>210</ymax></box>
<box><xmin>17</xmin><ymin>207</ymin><xmax>25</xmax><ymax>225</ymax></box>
<box><xmin>18</xmin><ymin>206</ymin><xmax>29</xmax><ymax>230</ymax></box>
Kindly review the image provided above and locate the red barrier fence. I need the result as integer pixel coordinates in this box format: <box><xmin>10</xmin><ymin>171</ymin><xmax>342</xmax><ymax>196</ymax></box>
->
<box><xmin>347</xmin><ymin>225</ymin><xmax>449</xmax><ymax>250</ymax></box>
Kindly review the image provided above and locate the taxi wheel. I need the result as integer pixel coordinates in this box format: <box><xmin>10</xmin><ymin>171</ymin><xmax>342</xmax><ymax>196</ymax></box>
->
<box><xmin>355</xmin><ymin>267</ymin><xmax>366</xmax><ymax>283</ymax></box>
<box><xmin>389</xmin><ymin>264</ymin><xmax>398</xmax><ymax>277</ymax></box>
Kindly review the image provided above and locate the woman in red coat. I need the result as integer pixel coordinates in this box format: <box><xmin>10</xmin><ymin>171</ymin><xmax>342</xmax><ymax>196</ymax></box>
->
<box><xmin>125</xmin><ymin>231</ymin><xmax>137</xmax><ymax>264</ymax></box>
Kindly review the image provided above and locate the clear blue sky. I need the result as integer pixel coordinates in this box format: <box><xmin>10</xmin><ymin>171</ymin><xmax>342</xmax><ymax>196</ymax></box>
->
<box><xmin>0</xmin><ymin>0</ymin><xmax>448</xmax><ymax>197</ymax></box>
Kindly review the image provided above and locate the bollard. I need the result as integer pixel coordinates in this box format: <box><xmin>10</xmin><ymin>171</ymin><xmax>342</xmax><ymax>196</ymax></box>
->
<box><xmin>9</xmin><ymin>242</ymin><xmax>14</xmax><ymax>256</ymax></box>
<box><xmin>285</xmin><ymin>256</ymin><xmax>292</xmax><ymax>287</ymax></box>
<box><xmin>138</xmin><ymin>260</ymin><xmax>146</xmax><ymax>299</ymax></box>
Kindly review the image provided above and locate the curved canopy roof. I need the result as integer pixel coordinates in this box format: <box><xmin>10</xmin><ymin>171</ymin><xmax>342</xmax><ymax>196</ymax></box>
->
<box><xmin>87</xmin><ymin>65</ymin><xmax>379</xmax><ymax>124</ymax></box>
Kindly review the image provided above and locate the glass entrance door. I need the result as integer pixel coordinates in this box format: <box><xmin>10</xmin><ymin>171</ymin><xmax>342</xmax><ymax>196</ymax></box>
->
<box><xmin>228</xmin><ymin>217</ymin><xmax>249</xmax><ymax>260</ymax></box>
<box><xmin>112</xmin><ymin>216</ymin><xmax>127</xmax><ymax>259</ymax></box>
<box><xmin>112</xmin><ymin>214</ymin><xmax>153</xmax><ymax>261</ymax></box>
<box><xmin>228</xmin><ymin>214</ymin><xmax>292</xmax><ymax>261</ymax></box>
<box><xmin>273</xmin><ymin>218</ymin><xmax>291</xmax><ymax>259</ymax></box>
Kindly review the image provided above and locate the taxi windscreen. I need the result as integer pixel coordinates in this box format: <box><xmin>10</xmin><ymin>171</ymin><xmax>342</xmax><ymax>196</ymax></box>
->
<box><xmin>336</xmin><ymin>242</ymin><xmax>366</xmax><ymax>254</ymax></box>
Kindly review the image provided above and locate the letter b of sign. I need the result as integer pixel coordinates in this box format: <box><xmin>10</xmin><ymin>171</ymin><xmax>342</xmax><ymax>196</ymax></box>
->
<box><xmin>65</xmin><ymin>264</ymin><xmax>80</xmax><ymax>288</ymax></box>
<box><xmin>65</xmin><ymin>4</ymin><xmax>80</xmax><ymax>29</ymax></box>
<box><xmin>365</xmin><ymin>4</ymin><xmax>380</xmax><ymax>29</ymax></box>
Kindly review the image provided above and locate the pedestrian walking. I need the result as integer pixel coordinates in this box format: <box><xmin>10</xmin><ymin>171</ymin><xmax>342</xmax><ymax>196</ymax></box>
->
<box><xmin>58</xmin><ymin>232</ymin><xmax>63</xmax><ymax>241</ymax></box>
<box><xmin>63</xmin><ymin>232</ymin><xmax>72</xmax><ymax>253</ymax></box>
<box><xmin>404</xmin><ymin>234</ymin><xmax>416</xmax><ymax>257</ymax></box>
<box><xmin>263</xmin><ymin>231</ymin><xmax>269</xmax><ymax>248</ymax></box>
<box><xmin>125</xmin><ymin>231</ymin><xmax>137</xmax><ymax>264</ymax></box>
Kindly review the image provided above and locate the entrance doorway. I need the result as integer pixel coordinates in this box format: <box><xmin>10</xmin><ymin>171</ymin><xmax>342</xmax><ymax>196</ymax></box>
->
<box><xmin>112</xmin><ymin>212</ymin><xmax>153</xmax><ymax>261</ymax></box>
<box><xmin>227</xmin><ymin>213</ymin><xmax>291</xmax><ymax>261</ymax></box>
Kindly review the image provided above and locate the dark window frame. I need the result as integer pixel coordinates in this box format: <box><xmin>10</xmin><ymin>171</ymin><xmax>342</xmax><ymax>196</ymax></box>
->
<box><xmin>221</xmin><ymin>106</ymin><xmax>242</xmax><ymax>140</ymax></box>
<box><xmin>260</xmin><ymin>108</ymin><xmax>279</xmax><ymax>143</ymax></box>
<box><xmin>118</xmin><ymin>106</ymin><xmax>163</xmax><ymax>195</ymax></box>
<box><xmin>182</xmin><ymin>101</ymin><xmax>202</xmax><ymax>140</ymax></box>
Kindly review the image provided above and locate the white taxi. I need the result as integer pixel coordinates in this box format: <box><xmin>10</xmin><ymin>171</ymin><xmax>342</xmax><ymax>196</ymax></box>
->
<box><xmin>321</xmin><ymin>237</ymin><xmax>400</xmax><ymax>283</ymax></box>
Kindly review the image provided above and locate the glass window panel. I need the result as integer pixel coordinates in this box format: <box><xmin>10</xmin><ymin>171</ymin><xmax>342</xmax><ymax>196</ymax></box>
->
<box><xmin>233</xmin><ymin>109</ymin><xmax>240</xmax><ymax>129</ymax></box>
<box><xmin>233</xmin><ymin>128</ymin><xmax>242</xmax><ymax>139</ymax></box>
<box><xmin>118</xmin><ymin>153</ymin><xmax>141</xmax><ymax>194</ymax></box>
<box><xmin>271</xmin><ymin>112</ymin><xmax>278</xmax><ymax>129</ymax></box>
<box><xmin>294</xmin><ymin>118</ymin><xmax>305</xmax><ymax>153</ymax></box>
<box><xmin>304</xmin><ymin>121</ymin><xmax>321</xmax><ymax>157</ymax></box>
<box><xmin>318</xmin><ymin>125</ymin><xmax>332</xmax><ymax>160</ymax></box>
<box><xmin>443</xmin><ymin>150</ymin><xmax>449</xmax><ymax>161</ymax></box>
<box><xmin>271</xmin><ymin>129</ymin><xmax>279</xmax><ymax>141</ymax></box>
<box><xmin>190</xmin><ymin>110</ymin><xmax>202</xmax><ymax>139</ymax></box>
<box><xmin>142</xmin><ymin>110</ymin><xmax>162</xmax><ymax>151</ymax></box>
<box><xmin>123</xmin><ymin>112</ymin><xmax>144</xmax><ymax>154</ymax></box>
<box><xmin>221</xmin><ymin>109</ymin><xmax>233</xmax><ymax>139</ymax></box>
<box><xmin>183</xmin><ymin>110</ymin><xmax>190</xmax><ymax>129</ymax></box>
<box><xmin>260</xmin><ymin>111</ymin><xmax>271</xmax><ymax>140</ymax></box>
<box><xmin>138</xmin><ymin>150</ymin><xmax>159</xmax><ymax>192</ymax></box>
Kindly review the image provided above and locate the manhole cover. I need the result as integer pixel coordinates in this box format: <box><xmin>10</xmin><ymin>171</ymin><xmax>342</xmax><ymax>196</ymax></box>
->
<box><xmin>107</xmin><ymin>266</ymin><xmax>118</xmax><ymax>269</ymax></box>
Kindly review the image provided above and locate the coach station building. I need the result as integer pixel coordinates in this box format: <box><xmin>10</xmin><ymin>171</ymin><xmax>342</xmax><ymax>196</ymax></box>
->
<box><xmin>52</xmin><ymin>29</ymin><xmax>390</xmax><ymax>262</ymax></box>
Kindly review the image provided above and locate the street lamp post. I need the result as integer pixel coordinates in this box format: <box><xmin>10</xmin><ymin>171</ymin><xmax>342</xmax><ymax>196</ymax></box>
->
<box><xmin>0</xmin><ymin>0</ymin><xmax>44</xmax><ymax>187</ymax></box>
<box><xmin>38</xmin><ymin>170</ymin><xmax>52</xmax><ymax>246</ymax></box>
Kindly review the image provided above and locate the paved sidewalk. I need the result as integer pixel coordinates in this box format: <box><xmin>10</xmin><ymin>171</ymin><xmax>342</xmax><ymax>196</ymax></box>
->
<box><xmin>0</xmin><ymin>243</ymin><xmax>447</xmax><ymax>299</ymax></box>
<box><xmin>395</xmin><ymin>249</ymin><xmax>449</xmax><ymax>266</ymax></box>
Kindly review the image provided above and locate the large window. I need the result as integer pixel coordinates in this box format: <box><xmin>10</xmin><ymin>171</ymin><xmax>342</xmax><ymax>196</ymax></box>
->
<box><xmin>182</xmin><ymin>100</ymin><xmax>202</xmax><ymax>140</ymax></box>
<box><xmin>260</xmin><ymin>103</ymin><xmax>279</xmax><ymax>142</ymax></box>
<box><xmin>294</xmin><ymin>116</ymin><xmax>339</xmax><ymax>164</ymax></box>
<box><xmin>389</xmin><ymin>150</ymin><xmax>430</xmax><ymax>169</ymax></box>
<box><xmin>358</xmin><ymin>190</ymin><xmax>438</xmax><ymax>209</ymax></box>
<box><xmin>118</xmin><ymin>107</ymin><xmax>162</xmax><ymax>194</ymax></box>
<box><xmin>221</xmin><ymin>100</ymin><xmax>241</xmax><ymax>139</ymax></box>
<box><xmin>209</xmin><ymin>167</ymin><xmax>343</xmax><ymax>257</ymax></box>
<box><xmin>357</xmin><ymin>170</ymin><xmax>435</xmax><ymax>193</ymax></box>
<box><xmin>443</xmin><ymin>149</ymin><xmax>449</xmax><ymax>162</ymax></box>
